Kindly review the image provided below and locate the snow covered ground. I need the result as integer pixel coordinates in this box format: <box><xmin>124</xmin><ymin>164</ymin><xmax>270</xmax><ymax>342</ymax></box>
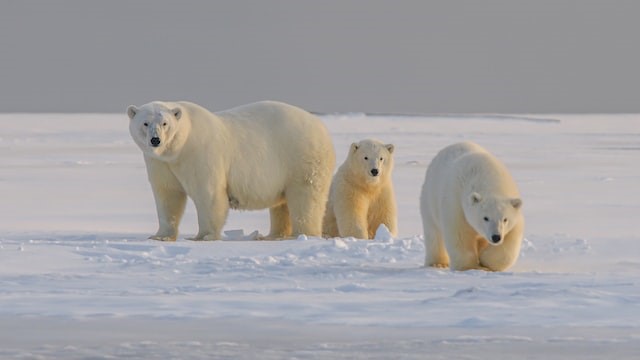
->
<box><xmin>1</xmin><ymin>112</ymin><xmax>639</xmax><ymax>358</ymax></box>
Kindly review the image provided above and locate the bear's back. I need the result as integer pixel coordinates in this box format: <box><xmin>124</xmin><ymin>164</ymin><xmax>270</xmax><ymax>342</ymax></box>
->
<box><xmin>216</xmin><ymin>101</ymin><xmax>313</xmax><ymax>129</ymax></box>
<box><xmin>423</xmin><ymin>142</ymin><xmax>484</xmax><ymax>194</ymax></box>
<box><xmin>422</xmin><ymin>141</ymin><xmax>520</xmax><ymax>205</ymax></box>
<box><xmin>434</xmin><ymin>141</ymin><xmax>487</xmax><ymax>168</ymax></box>
<box><xmin>448</xmin><ymin>142</ymin><xmax>519</xmax><ymax>199</ymax></box>
<box><xmin>217</xmin><ymin>101</ymin><xmax>329</xmax><ymax>148</ymax></box>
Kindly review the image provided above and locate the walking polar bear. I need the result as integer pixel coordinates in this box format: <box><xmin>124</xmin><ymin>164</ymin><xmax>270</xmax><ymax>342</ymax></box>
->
<box><xmin>127</xmin><ymin>100</ymin><xmax>335</xmax><ymax>241</ymax></box>
<box><xmin>323</xmin><ymin>139</ymin><xmax>397</xmax><ymax>239</ymax></box>
<box><xmin>420</xmin><ymin>142</ymin><xmax>524</xmax><ymax>271</ymax></box>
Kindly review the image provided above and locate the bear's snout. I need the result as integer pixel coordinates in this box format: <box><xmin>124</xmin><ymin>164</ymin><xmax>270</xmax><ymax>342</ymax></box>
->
<box><xmin>490</xmin><ymin>234</ymin><xmax>502</xmax><ymax>244</ymax></box>
<box><xmin>370</xmin><ymin>168</ymin><xmax>379</xmax><ymax>177</ymax></box>
<box><xmin>150</xmin><ymin>137</ymin><xmax>161</xmax><ymax>147</ymax></box>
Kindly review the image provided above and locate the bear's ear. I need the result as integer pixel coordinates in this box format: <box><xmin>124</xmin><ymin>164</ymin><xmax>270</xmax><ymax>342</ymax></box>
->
<box><xmin>127</xmin><ymin>105</ymin><xmax>138</xmax><ymax>120</ymax></box>
<box><xmin>470</xmin><ymin>192</ymin><xmax>482</xmax><ymax>204</ymax></box>
<box><xmin>171</xmin><ymin>107</ymin><xmax>182</xmax><ymax>120</ymax></box>
<box><xmin>350</xmin><ymin>143</ymin><xmax>359</xmax><ymax>154</ymax></box>
<box><xmin>385</xmin><ymin>144</ymin><xmax>394</xmax><ymax>154</ymax></box>
<box><xmin>510</xmin><ymin>198</ymin><xmax>523</xmax><ymax>209</ymax></box>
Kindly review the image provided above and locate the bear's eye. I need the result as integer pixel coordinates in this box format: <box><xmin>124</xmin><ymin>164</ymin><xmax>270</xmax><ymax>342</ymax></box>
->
<box><xmin>503</xmin><ymin>218</ymin><xmax>508</xmax><ymax>223</ymax></box>
<box><xmin>380</xmin><ymin>157</ymin><xmax>383</xmax><ymax>161</ymax></box>
<box><xmin>143</xmin><ymin>122</ymin><xmax>148</xmax><ymax>127</ymax></box>
<box><xmin>364</xmin><ymin>156</ymin><xmax>368</xmax><ymax>160</ymax></box>
<box><xmin>162</xmin><ymin>122</ymin><xmax>167</xmax><ymax>127</ymax></box>
<box><xmin>483</xmin><ymin>217</ymin><xmax>489</xmax><ymax>222</ymax></box>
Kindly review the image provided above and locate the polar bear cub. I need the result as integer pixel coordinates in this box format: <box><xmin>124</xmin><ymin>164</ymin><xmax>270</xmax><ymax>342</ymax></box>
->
<box><xmin>127</xmin><ymin>100</ymin><xmax>335</xmax><ymax>241</ymax></box>
<box><xmin>420</xmin><ymin>141</ymin><xmax>524</xmax><ymax>271</ymax></box>
<box><xmin>323</xmin><ymin>139</ymin><xmax>397</xmax><ymax>239</ymax></box>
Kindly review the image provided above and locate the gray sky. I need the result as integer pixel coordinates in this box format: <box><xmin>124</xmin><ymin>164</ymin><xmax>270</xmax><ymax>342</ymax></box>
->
<box><xmin>1</xmin><ymin>0</ymin><xmax>639</xmax><ymax>113</ymax></box>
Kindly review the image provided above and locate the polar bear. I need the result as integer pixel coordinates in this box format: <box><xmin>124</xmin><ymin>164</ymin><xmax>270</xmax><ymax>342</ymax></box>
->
<box><xmin>420</xmin><ymin>141</ymin><xmax>524</xmax><ymax>271</ymax></box>
<box><xmin>127</xmin><ymin>100</ymin><xmax>335</xmax><ymax>241</ymax></box>
<box><xmin>322</xmin><ymin>139</ymin><xmax>397</xmax><ymax>239</ymax></box>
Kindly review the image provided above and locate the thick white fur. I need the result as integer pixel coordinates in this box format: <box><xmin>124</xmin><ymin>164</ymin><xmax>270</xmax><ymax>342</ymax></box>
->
<box><xmin>323</xmin><ymin>139</ymin><xmax>397</xmax><ymax>239</ymax></box>
<box><xmin>420</xmin><ymin>141</ymin><xmax>524</xmax><ymax>271</ymax></box>
<box><xmin>128</xmin><ymin>100</ymin><xmax>335</xmax><ymax>241</ymax></box>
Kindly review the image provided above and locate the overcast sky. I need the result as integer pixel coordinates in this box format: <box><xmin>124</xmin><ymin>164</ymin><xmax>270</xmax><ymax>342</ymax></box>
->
<box><xmin>1</xmin><ymin>0</ymin><xmax>639</xmax><ymax>113</ymax></box>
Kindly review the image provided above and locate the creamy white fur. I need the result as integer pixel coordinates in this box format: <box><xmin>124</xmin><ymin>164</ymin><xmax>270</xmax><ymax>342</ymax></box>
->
<box><xmin>128</xmin><ymin>100</ymin><xmax>335</xmax><ymax>240</ymax></box>
<box><xmin>420</xmin><ymin>141</ymin><xmax>524</xmax><ymax>271</ymax></box>
<box><xmin>323</xmin><ymin>139</ymin><xmax>397</xmax><ymax>239</ymax></box>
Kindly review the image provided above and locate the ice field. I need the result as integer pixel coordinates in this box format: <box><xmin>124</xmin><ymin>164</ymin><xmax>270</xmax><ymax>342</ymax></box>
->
<box><xmin>0</xmin><ymin>112</ymin><xmax>639</xmax><ymax>358</ymax></box>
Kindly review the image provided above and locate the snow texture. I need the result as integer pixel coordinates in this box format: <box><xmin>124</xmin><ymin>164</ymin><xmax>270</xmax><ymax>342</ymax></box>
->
<box><xmin>1</xmin><ymin>113</ymin><xmax>639</xmax><ymax>358</ymax></box>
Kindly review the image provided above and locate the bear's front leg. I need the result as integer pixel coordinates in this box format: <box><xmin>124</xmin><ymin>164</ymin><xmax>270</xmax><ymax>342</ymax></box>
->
<box><xmin>190</xmin><ymin>189</ymin><xmax>229</xmax><ymax>241</ymax></box>
<box><xmin>479</xmin><ymin>222</ymin><xmax>524</xmax><ymax>271</ymax></box>
<box><xmin>334</xmin><ymin>194</ymin><xmax>370</xmax><ymax>239</ymax></box>
<box><xmin>367</xmin><ymin>187</ymin><xmax>398</xmax><ymax>239</ymax></box>
<box><xmin>150</xmin><ymin>187</ymin><xmax>187</xmax><ymax>241</ymax></box>
<box><xmin>423</xmin><ymin>229</ymin><xmax>449</xmax><ymax>268</ymax></box>
<box><xmin>146</xmin><ymin>158</ymin><xmax>187</xmax><ymax>241</ymax></box>
<box><xmin>443</xmin><ymin>226</ymin><xmax>487</xmax><ymax>271</ymax></box>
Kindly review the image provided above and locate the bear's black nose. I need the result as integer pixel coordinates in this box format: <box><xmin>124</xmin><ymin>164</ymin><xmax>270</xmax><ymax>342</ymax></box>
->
<box><xmin>150</xmin><ymin>137</ymin><xmax>161</xmax><ymax>147</ymax></box>
<box><xmin>370</xmin><ymin>168</ymin><xmax>379</xmax><ymax>176</ymax></box>
<box><xmin>491</xmin><ymin>234</ymin><xmax>502</xmax><ymax>243</ymax></box>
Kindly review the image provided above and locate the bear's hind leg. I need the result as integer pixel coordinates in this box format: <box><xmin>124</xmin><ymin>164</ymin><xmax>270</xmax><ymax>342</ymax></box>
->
<box><xmin>191</xmin><ymin>188</ymin><xmax>229</xmax><ymax>241</ymax></box>
<box><xmin>263</xmin><ymin>202</ymin><xmax>292</xmax><ymax>240</ymax></box>
<box><xmin>286</xmin><ymin>184</ymin><xmax>325</xmax><ymax>237</ymax></box>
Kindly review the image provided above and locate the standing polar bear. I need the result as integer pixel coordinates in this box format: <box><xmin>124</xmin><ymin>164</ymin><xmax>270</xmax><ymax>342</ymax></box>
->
<box><xmin>323</xmin><ymin>139</ymin><xmax>397</xmax><ymax>239</ymax></box>
<box><xmin>420</xmin><ymin>142</ymin><xmax>524</xmax><ymax>271</ymax></box>
<box><xmin>127</xmin><ymin>100</ymin><xmax>335</xmax><ymax>241</ymax></box>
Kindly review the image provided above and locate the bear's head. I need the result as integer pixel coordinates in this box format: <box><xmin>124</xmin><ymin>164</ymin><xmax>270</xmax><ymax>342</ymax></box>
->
<box><xmin>127</xmin><ymin>102</ymin><xmax>186</xmax><ymax>160</ymax></box>
<box><xmin>463</xmin><ymin>192</ymin><xmax>523</xmax><ymax>245</ymax></box>
<box><xmin>347</xmin><ymin>139</ymin><xmax>395</xmax><ymax>184</ymax></box>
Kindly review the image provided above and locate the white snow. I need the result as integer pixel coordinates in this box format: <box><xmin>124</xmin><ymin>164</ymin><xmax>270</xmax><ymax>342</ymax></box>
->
<box><xmin>1</xmin><ymin>113</ymin><xmax>639</xmax><ymax>358</ymax></box>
